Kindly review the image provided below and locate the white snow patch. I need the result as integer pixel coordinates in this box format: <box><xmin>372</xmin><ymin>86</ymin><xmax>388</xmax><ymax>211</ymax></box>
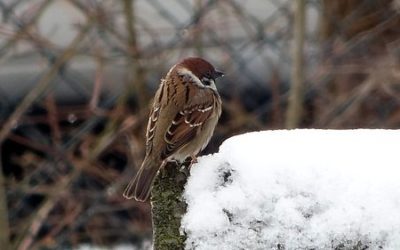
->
<box><xmin>182</xmin><ymin>130</ymin><xmax>400</xmax><ymax>250</ymax></box>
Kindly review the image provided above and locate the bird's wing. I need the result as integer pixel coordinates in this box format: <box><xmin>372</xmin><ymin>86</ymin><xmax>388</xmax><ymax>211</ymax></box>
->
<box><xmin>161</xmin><ymin>86</ymin><xmax>217</xmax><ymax>160</ymax></box>
<box><xmin>145</xmin><ymin>80</ymin><xmax>164</xmax><ymax>155</ymax></box>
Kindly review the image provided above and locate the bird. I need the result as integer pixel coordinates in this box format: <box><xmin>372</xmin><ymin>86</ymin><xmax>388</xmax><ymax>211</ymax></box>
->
<box><xmin>123</xmin><ymin>57</ymin><xmax>223</xmax><ymax>201</ymax></box>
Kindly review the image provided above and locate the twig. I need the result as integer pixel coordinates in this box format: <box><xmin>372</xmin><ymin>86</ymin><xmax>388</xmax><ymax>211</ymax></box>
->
<box><xmin>16</xmin><ymin>197</ymin><xmax>59</xmax><ymax>250</ymax></box>
<box><xmin>13</xmin><ymin>132</ymin><xmax>114</xmax><ymax>250</ymax></box>
<box><xmin>0</xmin><ymin>21</ymin><xmax>93</xmax><ymax>144</ymax></box>
<box><xmin>89</xmin><ymin>49</ymin><xmax>104</xmax><ymax>113</ymax></box>
<box><xmin>0</xmin><ymin>0</ymin><xmax>53</xmax><ymax>57</ymax></box>
<box><xmin>319</xmin><ymin>76</ymin><xmax>376</xmax><ymax>127</ymax></box>
<box><xmin>45</xmin><ymin>94</ymin><xmax>61</xmax><ymax>145</ymax></box>
<box><xmin>15</xmin><ymin>171</ymin><xmax>79</xmax><ymax>250</ymax></box>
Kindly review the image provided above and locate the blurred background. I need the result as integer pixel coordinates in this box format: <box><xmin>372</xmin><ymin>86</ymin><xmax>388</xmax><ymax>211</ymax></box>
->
<box><xmin>0</xmin><ymin>0</ymin><xmax>399</xmax><ymax>249</ymax></box>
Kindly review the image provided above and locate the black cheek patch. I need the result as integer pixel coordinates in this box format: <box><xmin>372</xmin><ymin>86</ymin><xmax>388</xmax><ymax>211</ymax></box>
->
<box><xmin>202</xmin><ymin>78</ymin><xmax>211</xmax><ymax>86</ymax></box>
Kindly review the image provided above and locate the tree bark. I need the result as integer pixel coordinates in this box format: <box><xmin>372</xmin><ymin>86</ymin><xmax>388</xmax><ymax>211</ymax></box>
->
<box><xmin>151</xmin><ymin>161</ymin><xmax>190</xmax><ymax>250</ymax></box>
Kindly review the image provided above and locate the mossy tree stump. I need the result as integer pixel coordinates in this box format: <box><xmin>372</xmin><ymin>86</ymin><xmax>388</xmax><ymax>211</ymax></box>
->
<box><xmin>151</xmin><ymin>160</ymin><xmax>190</xmax><ymax>250</ymax></box>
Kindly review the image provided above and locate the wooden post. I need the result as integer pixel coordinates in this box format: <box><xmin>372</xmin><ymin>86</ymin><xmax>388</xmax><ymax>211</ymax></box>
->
<box><xmin>151</xmin><ymin>161</ymin><xmax>190</xmax><ymax>250</ymax></box>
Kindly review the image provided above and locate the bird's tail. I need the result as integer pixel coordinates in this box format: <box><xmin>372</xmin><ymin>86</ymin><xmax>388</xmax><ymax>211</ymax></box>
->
<box><xmin>123</xmin><ymin>157</ymin><xmax>161</xmax><ymax>201</ymax></box>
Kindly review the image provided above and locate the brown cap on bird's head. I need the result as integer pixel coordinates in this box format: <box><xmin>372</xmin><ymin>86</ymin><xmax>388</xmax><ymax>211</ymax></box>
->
<box><xmin>178</xmin><ymin>57</ymin><xmax>224</xmax><ymax>80</ymax></box>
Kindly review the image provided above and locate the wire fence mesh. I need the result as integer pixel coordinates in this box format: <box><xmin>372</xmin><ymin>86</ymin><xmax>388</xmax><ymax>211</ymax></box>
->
<box><xmin>0</xmin><ymin>0</ymin><xmax>399</xmax><ymax>249</ymax></box>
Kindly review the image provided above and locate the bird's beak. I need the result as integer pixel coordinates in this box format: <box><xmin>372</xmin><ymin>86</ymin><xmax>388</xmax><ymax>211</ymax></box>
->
<box><xmin>214</xmin><ymin>70</ymin><xmax>224</xmax><ymax>79</ymax></box>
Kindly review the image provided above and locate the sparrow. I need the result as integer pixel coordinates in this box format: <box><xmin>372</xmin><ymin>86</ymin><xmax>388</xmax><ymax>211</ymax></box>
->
<box><xmin>123</xmin><ymin>57</ymin><xmax>223</xmax><ymax>201</ymax></box>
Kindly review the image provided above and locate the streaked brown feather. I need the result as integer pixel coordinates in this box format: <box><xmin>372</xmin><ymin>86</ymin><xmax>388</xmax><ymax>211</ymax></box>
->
<box><xmin>162</xmin><ymin>84</ymin><xmax>217</xmax><ymax>160</ymax></box>
<box><xmin>145</xmin><ymin>80</ymin><xmax>166</xmax><ymax>155</ymax></box>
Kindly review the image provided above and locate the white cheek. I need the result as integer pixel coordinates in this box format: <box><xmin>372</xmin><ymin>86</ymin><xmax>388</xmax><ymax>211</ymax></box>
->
<box><xmin>176</xmin><ymin>67</ymin><xmax>203</xmax><ymax>87</ymax></box>
<box><xmin>206</xmin><ymin>79</ymin><xmax>217</xmax><ymax>91</ymax></box>
<box><xmin>176</xmin><ymin>67</ymin><xmax>218</xmax><ymax>91</ymax></box>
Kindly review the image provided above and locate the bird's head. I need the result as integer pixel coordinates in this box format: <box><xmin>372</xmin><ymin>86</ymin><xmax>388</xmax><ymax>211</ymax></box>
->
<box><xmin>177</xmin><ymin>57</ymin><xmax>224</xmax><ymax>88</ymax></box>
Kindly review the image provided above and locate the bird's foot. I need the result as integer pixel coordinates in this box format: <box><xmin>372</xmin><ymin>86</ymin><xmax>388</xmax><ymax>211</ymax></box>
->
<box><xmin>190</xmin><ymin>155</ymin><xmax>198</xmax><ymax>165</ymax></box>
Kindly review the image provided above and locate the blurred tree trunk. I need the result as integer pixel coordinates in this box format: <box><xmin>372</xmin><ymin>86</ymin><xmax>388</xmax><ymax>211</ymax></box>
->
<box><xmin>151</xmin><ymin>161</ymin><xmax>189</xmax><ymax>250</ymax></box>
<box><xmin>286</xmin><ymin>0</ymin><xmax>306</xmax><ymax>128</ymax></box>
<box><xmin>0</xmin><ymin>149</ymin><xmax>10</xmax><ymax>250</ymax></box>
<box><xmin>193</xmin><ymin>0</ymin><xmax>204</xmax><ymax>56</ymax></box>
<box><xmin>124</xmin><ymin>0</ymin><xmax>149</xmax><ymax>111</ymax></box>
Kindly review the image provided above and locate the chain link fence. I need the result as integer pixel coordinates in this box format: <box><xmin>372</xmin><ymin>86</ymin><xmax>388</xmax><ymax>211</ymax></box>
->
<box><xmin>0</xmin><ymin>0</ymin><xmax>399</xmax><ymax>249</ymax></box>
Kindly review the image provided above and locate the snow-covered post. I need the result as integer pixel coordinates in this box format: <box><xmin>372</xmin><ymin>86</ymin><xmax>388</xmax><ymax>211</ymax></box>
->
<box><xmin>182</xmin><ymin>130</ymin><xmax>400</xmax><ymax>249</ymax></box>
<box><xmin>151</xmin><ymin>161</ymin><xmax>189</xmax><ymax>249</ymax></box>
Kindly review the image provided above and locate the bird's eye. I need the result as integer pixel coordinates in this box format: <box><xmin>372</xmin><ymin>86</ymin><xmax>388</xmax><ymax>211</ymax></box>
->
<box><xmin>202</xmin><ymin>77</ymin><xmax>211</xmax><ymax>86</ymax></box>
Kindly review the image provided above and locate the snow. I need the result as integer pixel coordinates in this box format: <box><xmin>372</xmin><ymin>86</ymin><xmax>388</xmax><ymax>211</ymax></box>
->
<box><xmin>182</xmin><ymin>130</ymin><xmax>400</xmax><ymax>250</ymax></box>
